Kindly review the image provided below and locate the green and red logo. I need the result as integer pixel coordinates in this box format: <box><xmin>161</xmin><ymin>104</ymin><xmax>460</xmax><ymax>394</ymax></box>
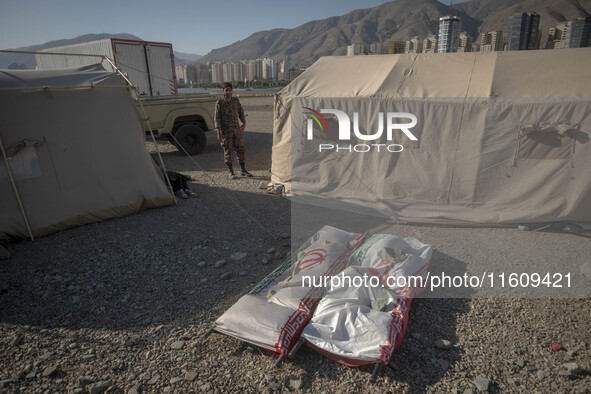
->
<box><xmin>303</xmin><ymin>107</ymin><xmax>328</xmax><ymax>132</ymax></box>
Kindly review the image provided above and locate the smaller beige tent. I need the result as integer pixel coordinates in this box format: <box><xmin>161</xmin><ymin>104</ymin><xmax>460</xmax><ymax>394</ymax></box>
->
<box><xmin>0</xmin><ymin>64</ymin><xmax>175</xmax><ymax>240</ymax></box>
<box><xmin>272</xmin><ymin>48</ymin><xmax>591</xmax><ymax>225</ymax></box>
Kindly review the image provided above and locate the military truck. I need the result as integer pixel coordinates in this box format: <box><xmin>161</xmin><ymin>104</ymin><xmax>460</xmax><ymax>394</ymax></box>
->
<box><xmin>36</xmin><ymin>38</ymin><xmax>216</xmax><ymax>155</ymax></box>
<box><xmin>137</xmin><ymin>93</ymin><xmax>216</xmax><ymax>155</ymax></box>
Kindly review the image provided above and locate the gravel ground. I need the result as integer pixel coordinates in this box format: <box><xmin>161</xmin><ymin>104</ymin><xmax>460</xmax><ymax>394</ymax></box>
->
<box><xmin>1</xmin><ymin>95</ymin><xmax>590</xmax><ymax>393</ymax></box>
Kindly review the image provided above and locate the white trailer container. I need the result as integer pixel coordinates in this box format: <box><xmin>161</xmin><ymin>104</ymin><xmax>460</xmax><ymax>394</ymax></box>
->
<box><xmin>36</xmin><ymin>38</ymin><xmax>177</xmax><ymax>96</ymax></box>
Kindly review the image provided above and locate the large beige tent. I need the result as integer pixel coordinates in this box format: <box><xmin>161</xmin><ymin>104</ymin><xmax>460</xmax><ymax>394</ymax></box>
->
<box><xmin>272</xmin><ymin>48</ymin><xmax>591</xmax><ymax>225</ymax></box>
<box><xmin>0</xmin><ymin>64</ymin><xmax>175</xmax><ymax>240</ymax></box>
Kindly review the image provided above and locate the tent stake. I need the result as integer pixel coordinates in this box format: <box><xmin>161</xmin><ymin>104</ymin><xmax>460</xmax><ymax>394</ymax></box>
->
<box><xmin>289</xmin><ymin>338</ymin><xmax>305</xmax><ymax>358</ymax></box>
<box><xmin>201</xmin><ymin>327</ymin><xmax>215</xmax><ymax>341</ymax></box>
<box><xmin>272</xmin><ymin>354</ymin><xmax>285</xmax><ymax>369</ymax></box>
<box><xmin>370</xmin><ymin>361</ymin><xmax>383</xmax><ymax>383</ymax></box>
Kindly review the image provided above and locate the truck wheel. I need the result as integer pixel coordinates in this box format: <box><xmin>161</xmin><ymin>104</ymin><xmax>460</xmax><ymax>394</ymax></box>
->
<box><xmin>174</xmin><ymin>124</ymin><xmax>206</xmax><ymax>155</ymax></box>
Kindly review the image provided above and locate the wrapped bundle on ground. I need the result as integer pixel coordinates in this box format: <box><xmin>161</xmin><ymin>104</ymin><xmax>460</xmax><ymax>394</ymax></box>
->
<box><xmin>301</xmin><ymin>234</ymin><xmax>433</xmax><ymax>366</ymax></box>
<box><xmin>212</xmin><ymin>226</ymin><xmax>366</xmax><ymax>355</ymax></box>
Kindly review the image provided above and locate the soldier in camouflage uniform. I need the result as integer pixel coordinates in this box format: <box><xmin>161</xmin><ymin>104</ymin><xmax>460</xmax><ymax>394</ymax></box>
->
<box><xmin>215</xmin><ymin>82</ymin><xmax>252</xmax><ymax>179</ymax></box>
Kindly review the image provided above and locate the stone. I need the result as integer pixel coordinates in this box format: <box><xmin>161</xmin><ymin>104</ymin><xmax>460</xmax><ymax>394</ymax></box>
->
<box><xmin>170</xmin><ymin>376</ymin><xmax>183</xmax><ymax>384</ymax></box>
<box><xmin>273</xmin><ymin>184</ymin><xmax>284</xmax><ymax>194</ymax></box>
<box><xmin>147</xmin><ymin>374</ymin><xmax>160</xmax><ymax>385</ymax></box>
<box><xmin>434</xmin><ymin>339</ymin><xmax>452</xmax><ymax>350</ymax></box>
<box><xmin>0</xmin><ymin>245</ymin><xmax>10</xmax><ymax>259</ymax></box>
<box><xmin>0</xmin><ymin>379</ymin><xmax>14</xmax><ymax>389</ymax></box>
<box><xmin>220</xmin><ymin>272</ymin><xmax>231</xmax><ymax>280</ymax></box>
<box><xmin>261</xmin><ymin>258</ymin><xmax>270</xmax><ymax>265</ymax></box>
<box><xmin>516</xmin><ymin>359</ymin><xmax>525</xmax><ymax>368</ymax></box>
<box><xmin>581</xmin><ymin>262</ymin><xmax>591</xmax><ymax>279</ymax></box>
<box><xmin>438</xmin><ymin>359</ymin><xmax>449</xmax><ymax>370</ymax></box>
<box><xmin>214</xmin><ymin>260</ymin><xmax>227</xmax><ymax>268</ymax></box>
<box><xmin>258</xmin><ymin>181</ymin><xmax>267</xmax><ymax>189</ymax></box>
<box><xmin>39</xmin><ymin>352</ymin><xmax>52</xmax><ymax>360</ymax></box>
<box><xmin>473</xmin><ymin>379</ymin><xmax>489</xmax><ymax>392</ymax></box>
<box><xmin>42</xmin><ymin>365</ymin><xmax>57</xmax><ymax>377</ymax></box>
<box><xmin>267</xmin><ymin>248</ymin><xmax>276</xmax><ymax>254</ymax></box>
<box><xmin>563</xmin><ymin>362</ymin><xmax>579</xmax><ymax>372</ymax></box>
<box><xmin>566</xmin><ymin>349</ymin><xmax>577</xmax><ymax>357</ymax></box>
<box><xmin>77</xmin><ymin>376</ymin><xmax>93</xmax><ymax>387</ymax></box>
<box><xmin>239</xmin><ymin>271</ymin><xmax>247</xmax><ymax>276</ymax></box>
<box><xmin>280</xmin><ymin>233</ymin><xmax>290</xmax><ymax>239</ymax></box>
<box><xmin>537</xmin><ymin>370</ymin><xmax>545</xmax><ymax>380</ymax></box>
<box><xmin>231</xmin><ymin>252</ymin><xmax>248</xmax><ymax>260</ymax></box>
<box><xmin>170</xmin><ymin>340</ymin><xmax>185</xmax><ymax>350</ymax></box>
<box><xmin>89</xmin><ymin>381</ymin><xmax>112</xmax><ymax>394</ymax></box>
<box><xmin>290</xmin><ymin>377</ymin><xmax>303</xmax><ymax>390</ymax></box>
<box><xmin>184</xmin><ymin>371</ymin><xmax>198</xmax><ymax>381</ymax></box>
<box><xmin>197</xmin><ymin>261</ymin><xmax>206</xmax><ymax>268</ymax></box>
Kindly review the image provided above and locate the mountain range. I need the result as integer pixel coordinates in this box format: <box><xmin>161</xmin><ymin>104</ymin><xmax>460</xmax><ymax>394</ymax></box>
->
<box><xmin>197</xmin><ymin>0</ymin><xmax>590</xmax><ymax>66</ymax></box>
<box><xmin>0</xmin><ymin>33</ymin><xmax>202</xmax><ymax>69</ymax></box>
<box><xmin>1</xmin><ymin>0</ymin><xmax>589</xmax><ymax>69</ymax></box>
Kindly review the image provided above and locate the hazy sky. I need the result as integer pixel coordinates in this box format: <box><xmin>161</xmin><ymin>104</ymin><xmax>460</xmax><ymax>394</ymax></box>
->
<box><xmin>0</xmin><ymin>0</ymin><xmax>423</xmax><ymax>55</ymax></box>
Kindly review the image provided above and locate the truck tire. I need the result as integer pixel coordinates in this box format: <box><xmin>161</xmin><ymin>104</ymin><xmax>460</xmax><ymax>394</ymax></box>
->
<box><xmin>174</xmin><ymin>124</ymin><xmax>206</xmax><ymax>155</ymax></box>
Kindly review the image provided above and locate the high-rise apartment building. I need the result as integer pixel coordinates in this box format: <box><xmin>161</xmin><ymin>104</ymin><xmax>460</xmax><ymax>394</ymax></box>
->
<box><xmin>369</xmin><ymin>42</ymin><xmax>386</xmax><ymax>55</ymax></box>
<box><xmin>457</xmin><ymin>32</ymin><xmax>472</xmax><ymax>52</ymax></box>
<box><xmin>231</xmin><ymin>62</ymin><xmax>244</xmax><ymax>82</ymax></box>
<box><xmin>546</xmin><ymin>22</ymin><xmax>568</xmax><ymax>49</ymax></box>
<box><xmin>507</xmin><ymin>12</ymin><xmax>541</xmax><ymax>50</ymax></box>
<box><xmin>479</xmin><ymin>31</ymin><xmax>504</xmax><ymax>52</ymax></box>
<box><xmin>347</xmin><ymin>44</ymin><xmax>367</xmax><ymax>56</ymax></box>
<box><xmin>278</xmin><ymin>59</ymin><xmax>289</xmax><ymax>81</ymax></box>
<box><xmin>175</xmin><ymin>65</ymin><xmax>187</xmax><ymax>84</ymax></box>
<box><xmin>438</xmin><ymin>15</ymin><xmax>462</xmax><ymax>53</ymax></box>
<box><xmin>210</xmin><ymin>62</ymin><xmax>223</xmax><ymax>83</ymax></box>
<box><xmin>194</xmin><ymin>64</ymin><xmax>210</xmax><ymax>84</ymax></box>
<box><xmin>246</xmin><ymin>60</ymin><xmax>259</xmax><ymax>81</ymax></box>
<box><xmin>423</xmin><ymin>35</ymin><xmax>438</xmax><ymax>53</ymax></box>
<box><xmin>565</xmin><ymin>17</ymin><xmax>591</xmax><ymax>48</ymax></box>
<box><xmin>388</xmin><ymin>41</ymin><xmax>406</xmax><ymax>54</ymax></box>
<box><xmin>405</xmin><ymin>37</ymin><xmax>423</xmax><ymax>53</ymax></box>
<box><xmin>261</xmin><ymin>58</ymin><xmax>278</xmax><ymax>80</ymax></box>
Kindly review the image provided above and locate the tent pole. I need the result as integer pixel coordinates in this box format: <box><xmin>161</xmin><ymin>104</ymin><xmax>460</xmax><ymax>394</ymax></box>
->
<box><xmin>135</xmin><ymin>96</ymin><xmax>176</xmax><ymax>200</ymax></box>
<box><xmin>0</xmin><ymin>134</ymin><xmax>34</xmax><ymax>241</ymax></box>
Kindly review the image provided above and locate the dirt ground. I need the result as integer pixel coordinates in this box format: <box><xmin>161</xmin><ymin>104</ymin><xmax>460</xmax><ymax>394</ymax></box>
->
<box><xmin>1</xmin><ymin>93</ymin><xmax>590</xmax><ymax>393</ymax></box>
